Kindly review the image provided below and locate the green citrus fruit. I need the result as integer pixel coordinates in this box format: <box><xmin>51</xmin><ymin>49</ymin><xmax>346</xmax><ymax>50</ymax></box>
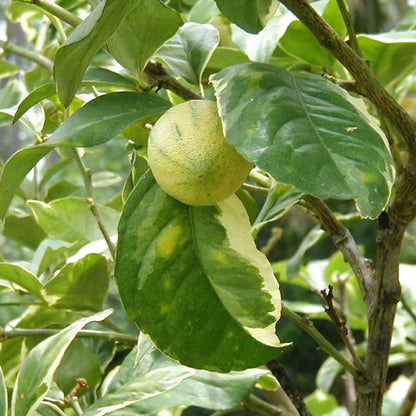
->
<box><xmin>148</xmin><ymin>100</ymin><xmax>253</xmax><ymax>206</ymax></box>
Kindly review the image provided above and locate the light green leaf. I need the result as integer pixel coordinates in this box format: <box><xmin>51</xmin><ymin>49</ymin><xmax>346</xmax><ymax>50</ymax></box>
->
<box><xmin>85</xmin><ymin>346</ymin><xmax>269</xmax><ymax>415</ymax></box>
<box><xmin>211</xmin><ymin>62</ymin><xmax>395</xmax><ymax>218</ymax></box>
<box><xmin>188</xmin><ymin>0</ymin><xmax>220</xmax><ymax>23</ymax></box>
<box><xmin>0</xmin><ymin>263</ymin><xmax>43</xmax><ymax>300</ymax></box>
<box><xmin>214</xmin><ymin>0</ymin><xmax>279</xmax><ymax>33</ymax></box>
<box><xmin>304</xmin><ymin>390</ymin><xmax>340</xmax><ymax>416</ymax></box>
<box><xmin>54</xmin><ymin>0</ymin><xmax>138</xmax><ymax>106</ymax></box>
<box><xmin>31</xmin><ymin>239</ymin><xmax>77</xmax><ymax>275</ymax></box>
<box><xmin>0</xmin><ymin>145</ymin><xmax>52</xmax><ymax>220</ymax></box>
<box><xmin>108</xmin><ymin>0</ymin><xmax>182</xmax><ymax>75</ymax></box>
<box><xmin>231</xmin><ymin>10</ymin><xmax>296</xmax><ymax>63</ymax></box>
<box><xmin>27</xmin><ymin>197</ymin><xmax>119</xmax><ymax>243</ymax></box>
<box><xmin>358</xmin><ymin>31</ymin><xmax>416</xmax><ymax>93</ymax></box>
<box><xmin>115</xmin><ymin>172</ymin><xmax>283</xmax><ymax>372</ymax></box>
<box><xmin>157</xmin><ymin>22</ymin><xmax>220</xmax><ymax>85</ymax></box>
<box><xmin>252</xmin><ymin>182</ymin><xmax>303</xmax><ymax>237</ymax></box>
<box><xmin>46</xmin><ymin>92</ymin><xmax>171</xmax><ymax>147</ymax></box>
<box><xmin>13</xmin><ymin>83</ymin><xmax>56</xmax><ymax>123</ymax></box>
<box><xmin>11</xmin><ymin>310</ymin><xmax>112</xmax><ymax>416</ymax></box>
<box><xmin>316</xmin><ymin>357</ymin><xmax>342</xmax><ymax>393</ymax></box>
<box><xmin>0</xmin><ymin>366</ymin><xmax>7</xmax><ymax>416</ymax></box>
<box><xmin>42</xmin><ymin>253</ymin><xmax>109</xmax><ymax>311</ymax></box>
<box><xmin>278</xmin><ymin>0</ymin><xmax>346</xmax><ymax>71</ymax></box>
<box><xmin>0</xmin><ymin>59</ymin><xmax>20</xmax><ymax>80</ymax></box>
<box><xmin>3</xmin><ymin>214</ymin><xmax>47</xmax><ymax>249</ymax></box>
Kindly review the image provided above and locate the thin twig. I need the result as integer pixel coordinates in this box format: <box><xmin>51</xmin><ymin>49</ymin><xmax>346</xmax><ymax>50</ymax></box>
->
<box><xmin>243</xmin><ymin>182</ymin><xmax>269</xmax><ymax>194</ymax></box>
<box><xmin>401</xmin><ymin>296</ymin><xmax>416</xmax><ymax>324</ymax></box>
<box><xmin>0</xmin><ymin>327</ymin><xmax>138</xmax><ymax>344</ymax></box>
<box><xmin>0</xmin><ymin>40</ymin><xmax>53</xmax><ymax>71</ymax></box>
<box><xmin>17</xmin><ymin>0</ymin><xmax>82</xmax><ymax>26</ymax></box>
<box><xmin>303</xmin><ymin>195</ymin><xmax>374</xmax><ymax>301</ymax></box>
<box><xmin>245</xmin><ymin>394</ymin><xmax>287</xmax><ymax>416</ymax></box>
<box><xmin>335</xmin><ymin>0</ymin><xmax>362</xmax><ymax>57</ymax></box>
<box><xmin>397</xmin><ymin>372</ymin><xmax>416</xmax><ymax>416</ymax></box>
<box><xmin>281</xmin><ymin>304</ymin><xmax>366</xmax><ymax>382</ymax></box>
<box><xmin>267</xmin><ymin>360</ymin><xmax>312</xmax><ymax>416</ymax></box>
<box><xmin>321</xmin><ymin>285</ymin><xmax>367</xmax><ymax>375</ymax></box>
<box><xmin>70</xmin><ymin>148</ymin><xmax>117</xmax><ymax>259</ymax></box>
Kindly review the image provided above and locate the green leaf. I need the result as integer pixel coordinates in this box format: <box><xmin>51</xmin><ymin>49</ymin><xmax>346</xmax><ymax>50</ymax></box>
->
<box><xmin>0</xmin><ymin>59</ymin><xmax>20</xmax><ymax>80</ymax></box>
<box><xmin>358</xmin><ymin>31</ymin><xmax>416</xmax><ymax>93</ymax></box>
<box><xmin>11</xmin><ymin>310</ymin><xmax>112</xmax><ymax>416</ymax></box>
<box><xmin>84</xmin><ymin>345</ymin><xmax>269</xmax><ymax>414</ymax></box>
<box><xmin>13</xmin><ymin>83</ymin><xmax>56</xmax><ymax>123</ymax></box>
<box><xmin>157</xmin><ymin>22</ymin><xmax>220</xmax><ymax>85</ymax></box>
<box><xmin>316</xmin><ymin>357</ymin><xmax>342</xmax><ymax>393</ymax></box>
<box><xmin>211</xmin><ymin>63</ymin><xmax>395</xmax><ymax>218</ymax></box>
<box><xmin>83</xmin><ymin>67</ymin><xmax>136</xmax><ymax>88</ymax></box>
<box><xmin>252</xmin><ymin>182</ymin><xmax>303</xmax><ymax>237</ymax></box>
<box><xmin>304</xmin><ymin>390</ymin><xmax>340</xmax><ymax>416</ymax></box>
<box><xmin>0</xmin><ymin>366</ymin><xmax>7</xmax><ymax>416</ymax></box>
<box><xmin>54</xmin><ymin>0</ymin><xmax>138</xmax><ymax>106</ymax></box>
<box><xmin>43</xmin><ymin>253</ymin><xmax>109</xmax><ymax>311</ymax></box>
<box><xmin>3</xmin><ymin>214</ymin><xmax>47</xmax><ymax>249</ymax></box>
<box><xmin>214</xmin><ymin>0</ymin><xmax>279</xmax><ymax>33</ymax></box>
<box><xmin>115</xmin><ymin>172</ymin><xmax>283</xmax><ymax>372</ymax></box>
<box><xmin>46</xmin><ymin>92</ymin><xmax>171</xmax><ymax>147</ymax></box>
<box><xmin>0</xmin><ymin>263</ymin><xmax>43</xmax><ymax>300</ymax></box>
<box><xmin>0</xmin><ymin>145</ymin><xmax>52</xmax><ymax>220</ymax></box>
<box><xmin>108</xmin><ymin>0</ymin><xmax>182</xmax><ymax>75</ymax></box>
<box><xmin>28</xmin><ymin>197</ymin><xmax>119</xmax><ymax>243</ymax></box>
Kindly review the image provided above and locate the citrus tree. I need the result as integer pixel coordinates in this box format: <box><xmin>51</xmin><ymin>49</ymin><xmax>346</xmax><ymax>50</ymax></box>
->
<box><xmin>0</xmin><ymin>1</ymin><xmax>415</xmax><ymax>416</ymax></box>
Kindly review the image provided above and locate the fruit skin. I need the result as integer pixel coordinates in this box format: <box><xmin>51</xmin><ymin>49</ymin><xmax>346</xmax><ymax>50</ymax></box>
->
<box><xmin>148</xmin><ymin>100</ymin><xmax>253</xmax><ymax>206</ymax></box>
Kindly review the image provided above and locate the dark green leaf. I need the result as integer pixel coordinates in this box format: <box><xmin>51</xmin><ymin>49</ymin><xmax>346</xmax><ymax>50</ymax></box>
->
<box><xmin>46</xmin><ymin>92</ymin><xmax>171</xmax><ymax>147</ymax></box>
<box><xmin>54</xmin><ymin>0</ymin><xmax>138</xmax><ymax>106</ymax></box>
<box><xmin>44</xmin><ymin>180</ymin><xmax>82</xmax><ymax>202</ymax></box>
<box><xmin>43</xmin><ymin>253</ymin><xmax>109</xmax><ymax>311</ymax></box>
<box><xmin>27</xmin><ymin>197</ymin><xmax>119</xmax><ymax>243</ymax></box>
<box><xmin>116</xmin><ymin>172</ymin><xmax>283</xmax><ymax>372</ymax></box>
<box><xmin>11</xmin><ymin>310</ymin><xmax>111</xmax><ymax>416</ymax></box>
<box><xmin>0</xmin><ymin>145</ymin><xmax>52</xmax><ymax>220</ymax></box>
<box><xmin>83</xmin><ymin>67</ymin><xmax>136</xmax><ymax>88</ymax></box>
<box><xmin>3</xmin><ymin>214</ymin><xmax>47</xmax><ymax>249</ymax></box>
<box><xmin>108</xmin><ymin>0</ymin><xmax>182</xmax><ymax>75</ymax></box>
<box><xmin>211</xmin><ymin>63</ymin><xmax>395</xmax><ymax>218</ymax></box>
<box><xmin>157</xmin><ymin>22</ymin><xmax>220</xmax><ymax>85</ymax></box>
<box><xmin>0</xmin><ymin>263</ymin><xmax>43</xmax><ymax>300</ymax></box>
<box><xmin>215</xmin><ymin>0</ymin><xmax>279</xmax><ymax>33</ymax></box>
<box><xmin>84</xmin><ymin>344</ymin><xmax>269</xmax><ymax>414</ymax></box>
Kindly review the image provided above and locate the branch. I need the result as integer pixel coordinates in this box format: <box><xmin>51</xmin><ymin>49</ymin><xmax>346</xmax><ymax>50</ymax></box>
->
<box><xmin>303</xmin><ymin>195</ymin><xmax>374</xmax><ymax>301</ymax></box>
<box><xmin>0</xmin><ymin>327</ymin><xmax>138</xmax><ymax>344</ymax></box>
<box><xmin>143</xmin><ymin>61</ymin><xmax>203</xmax><ymax>101</ymax></box>
<box><xmin>245</xmin><ymin>394</ymin><xmax>287</xmax><ymax>416</ymax></box>
<box><xmin>267</xmin><ymin>360</ymin><xmax>312</xmax><ymax>416</ymax></box>
<box><xmin>0</xmin><ymin>40</ymin><xmax>53</xmax><ymax>71</ymax></box>
<box><xmin>17</xmin><ymin>0</ymin><xmax>83</xmax><ymax>27</ymax></box>
<box><xmin>279</xmin><ymin>0</ymin><xmax>416</xmax><ymax>156</ymax></box>
<box><xmin>281</xmin><ymin>304</ymin><xmax>366</xmax><ymax>382</ymax></box>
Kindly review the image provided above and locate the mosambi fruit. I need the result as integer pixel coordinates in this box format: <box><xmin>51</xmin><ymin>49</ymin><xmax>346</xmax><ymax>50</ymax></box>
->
<box><xmin>148</xmin><ymin>100</ymin><xmax>253</xmax><ymax>206</ymax></box>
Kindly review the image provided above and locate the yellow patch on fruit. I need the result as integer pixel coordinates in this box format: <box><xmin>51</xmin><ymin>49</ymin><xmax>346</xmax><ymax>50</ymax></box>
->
<box><xmin>148</xmin><ymin>100</ymin><xmax>253</xmax><ymax>206</ymax></box>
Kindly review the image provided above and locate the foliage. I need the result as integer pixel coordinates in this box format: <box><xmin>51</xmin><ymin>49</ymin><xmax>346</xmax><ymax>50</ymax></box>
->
<box><xmin>0</xmin><ymin>0</ymin><xmax>415</xmax><ymax>416</ymax></box>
